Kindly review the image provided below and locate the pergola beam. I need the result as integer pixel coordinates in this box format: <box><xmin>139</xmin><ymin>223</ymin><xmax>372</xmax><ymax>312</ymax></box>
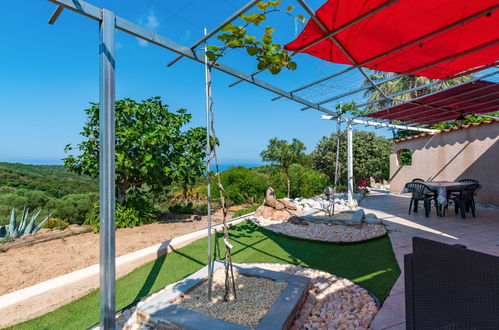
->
<box><xmin>322</xmin><ymin>115</ymin><xmax>440</xmax><ymax>133</ymax></box>
<box><xmin>47</xmin><ymin>0</ymin><xmax>337</xmax><ymax>115</ymax></box>
<box><xmin>48</xmin><ymin>5</ymin><xmax>64</xmax><ymax>24</ymax></box>
<box><xmin>166</xmin><ymin>0</ymin><xmax>261</xmax><ymax>67</ymax></box>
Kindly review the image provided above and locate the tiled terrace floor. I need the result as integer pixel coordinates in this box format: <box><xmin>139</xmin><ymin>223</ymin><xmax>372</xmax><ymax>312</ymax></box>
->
<box><xmin>362</xmin><ymin>191</ymin><xmax>499</xmax><ymax>330</ymax></box>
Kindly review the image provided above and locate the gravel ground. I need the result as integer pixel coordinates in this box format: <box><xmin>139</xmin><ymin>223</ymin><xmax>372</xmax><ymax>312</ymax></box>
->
<box><xmin>173</xmin><ymin>268</ymin><xmax>286</xmax><ymax>328</ymax></box>
<box><xmin>252</xmin><ymin>217</ymin><xmax>387</xmax><ymax>243</ymax></box>
<box><xmin>118</xmin><ymin>263</ymin><xmax>378</xmax><ymax>330</ymax></box>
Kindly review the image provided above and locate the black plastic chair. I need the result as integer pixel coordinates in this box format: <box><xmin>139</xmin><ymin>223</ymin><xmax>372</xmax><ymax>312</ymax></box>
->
<box><xmin>405</xmin><ymin>237</ymin><xmax>499</xmax><ymax>330</ymax></box>
<box><xmin>458</xmin><ymin>178</ymin><xmax>479</xmax><ymax>184</ymax></box>
<box><xmin>445</xmin><ymin>183</ymin><xmax>479</xmax><ymax>218</ymax></box>
<box><xmin>405</xmin><ymin>182</ymin><xmax>439</xmax><ymax>217</ymax></box>
<box><xmin>412</xmin><ymin>178</ymin><xmax>425</xmax><ymax>182</ymax></box>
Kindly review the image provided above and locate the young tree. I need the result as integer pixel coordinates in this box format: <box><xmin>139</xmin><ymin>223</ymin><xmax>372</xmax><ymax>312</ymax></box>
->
<box><xmin>260</xmin><ymin>138</ymin><xmax>306</xmax><ymax>198</ymax></box>
<box><xmin>63</xmin><ymin>97</ymin><xmax>206</xmax><ymax>205</ymax></box>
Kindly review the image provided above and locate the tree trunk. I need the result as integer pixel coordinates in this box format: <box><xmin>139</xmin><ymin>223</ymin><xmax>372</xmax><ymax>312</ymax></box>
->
<box><xmin>286</xmin><ymin>174</ymin><xmax>291</xmax><ymax>198</ymax></box>
<box><xmin>117</xmin><ymin>182</ymin><xmax>129</xmax><ymax>205</ymax></box>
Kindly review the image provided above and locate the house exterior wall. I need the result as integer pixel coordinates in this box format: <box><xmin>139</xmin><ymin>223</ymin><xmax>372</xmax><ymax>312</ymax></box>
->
<box><xmin>389</xmin><ymin>121</ymin><xmax>499</xmax><ymax>206</ymax></box>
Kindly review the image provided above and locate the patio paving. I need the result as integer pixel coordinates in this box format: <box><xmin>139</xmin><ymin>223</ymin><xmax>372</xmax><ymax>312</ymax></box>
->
<box><xmin>362</xmin><ymin>191</ymin><xmax>499</xmax><ymax>330</ymax></box>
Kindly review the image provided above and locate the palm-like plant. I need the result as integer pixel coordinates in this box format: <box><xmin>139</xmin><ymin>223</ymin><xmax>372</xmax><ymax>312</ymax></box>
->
<box><xmin>362</xmin><ymin>72</ymin><xmax>471</xmax><ymax>111</ymax></box>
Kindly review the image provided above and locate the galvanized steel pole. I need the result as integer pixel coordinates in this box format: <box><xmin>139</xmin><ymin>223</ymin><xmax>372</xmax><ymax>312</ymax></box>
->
<box><xmin>204</xmin><ymin>27</ymin><xmax>213</xmax><ymax>300</ymax></box>
<box><xmin>347</xmin><ymin>120</ymin><xmax>354</xmax><ymax>207</ymax></box>
<box><xmin>99</xmin><ymin>9</ymin><xmax>116</xmax><ymax>330</ymax></box>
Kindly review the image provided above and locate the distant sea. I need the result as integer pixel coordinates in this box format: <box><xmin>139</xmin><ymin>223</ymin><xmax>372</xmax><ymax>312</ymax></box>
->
<box><xmin>217</xmin><ymin>163</ymin><xmax>262</xmax><ymax>172</ymax></box>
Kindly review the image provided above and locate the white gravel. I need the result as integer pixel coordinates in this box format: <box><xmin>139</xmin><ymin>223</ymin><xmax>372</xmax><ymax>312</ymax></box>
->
<box><xmin>252</xmin><ymin>217</ymin><xmax>387</xmax><ymax>243</ymax></box>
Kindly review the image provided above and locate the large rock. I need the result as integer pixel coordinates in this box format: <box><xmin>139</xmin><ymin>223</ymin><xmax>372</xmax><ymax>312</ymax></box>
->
<box><xmin>255</xmin><ymin>188</ymin><xmax>302</xmax><ymax>221</ymax></box>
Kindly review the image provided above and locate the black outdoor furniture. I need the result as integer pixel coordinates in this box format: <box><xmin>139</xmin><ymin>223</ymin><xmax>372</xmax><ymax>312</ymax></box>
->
<box><xmin>405</xmin><ymin>237</ymin><xmax>499</xmax><ymax>330</ymax></box>
<box><xmin>457</xmin><ymin>178</ymin><xmax>480</xmax><ymax>184</ymax></box>
<box><xmin>411</xmin><ymin>178</ymin><xmax>425</xmax><ymax>182</ymax></box>
<box><xmin>405</xmin><ymin>182</ymin><xmax>439</xmax><ymax>217</ymax></box>
<box><xmin>444</xmin><ymin>183</ymin><xmax>480</xmax><ymax>218</ymax></box>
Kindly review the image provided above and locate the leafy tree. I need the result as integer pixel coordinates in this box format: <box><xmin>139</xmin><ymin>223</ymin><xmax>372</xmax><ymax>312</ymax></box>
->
<box><xmin>312</xmin><ymin>131</ymin><xmax>393</xmax><ymax>187</ymax></box>
<box><xmin>266</xmin><ymin>164</ymin><xmax>330</xmax><ymax>198</ymax></box>
<box><xmin>63</xmin><ymin>97</ymin><xmax>206</xmax><ymax>205</ymax></box>
<box><xmin>260</xmin><ymin>138</ymin><xmax>306</xmax><ymax>198</ymax></box>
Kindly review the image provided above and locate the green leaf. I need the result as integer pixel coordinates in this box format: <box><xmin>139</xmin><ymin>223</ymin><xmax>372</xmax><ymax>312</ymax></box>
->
<box><xmin>269</xmin><ymin>0</ymin><xmax>281</xmax><ymax>7</ymax></box>
<box><xmin>206</xmin><ymin>45</ymin><xmax>221</xmax><ymax>51</ymax></box>
<box><xmin>246</xmin><ymin>45</ymin><xmax>259</xmax><ymax>56</ymax></box>
<box><xmin>256</xmin><ymin>1</ymin><xmax>269</xmax><ymax>10</ymax></box>
<box><xmin>288</xmin><ymin>61</ymin><xmax>297</xmax><ymax>71</ymax></box>
<box><xmin>298</xmin><ymin>14</ymin><xmax>306</xmax><ymax>23</ymax></box>
<box><xmin>269</xmin><ymin>65</ymin><xmax>282</xmax><ymax>74</ymax></box>
<box><xmin>205</xmin><ymin>51</ymin><xmax>216</xmax><ymax>61</ymax></box>
<box><xmin>287</xmin><ymin>4</ymin><xmax>294</xmax><ymax>12</ymax></box>
<box><xmin>257</xmin><ymin>60</ymin><xmax>267</xmax><ymax>70</ymax></box>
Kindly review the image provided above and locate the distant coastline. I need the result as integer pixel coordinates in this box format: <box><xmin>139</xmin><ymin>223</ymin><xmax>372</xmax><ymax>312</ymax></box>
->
<box><xmin>0</xmin><ymin>160</ymin><xmax>263</xmax><ymax>172</ymax></box>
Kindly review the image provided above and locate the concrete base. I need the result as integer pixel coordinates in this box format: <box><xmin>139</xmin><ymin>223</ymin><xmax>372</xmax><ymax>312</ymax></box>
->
<box><xmin>137</xmin><ymin>261</ymin><xmax>311</xmax><ymax>330</ymax></box>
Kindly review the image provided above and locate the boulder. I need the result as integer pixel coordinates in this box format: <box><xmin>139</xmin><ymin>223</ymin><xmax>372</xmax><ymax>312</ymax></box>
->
<box><xmin>255</xmin><ymin>187</ymin><xmax>302</xmax><ymax>221</ymax></box>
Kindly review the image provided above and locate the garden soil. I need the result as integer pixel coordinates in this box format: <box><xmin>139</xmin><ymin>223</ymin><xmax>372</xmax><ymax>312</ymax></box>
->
<box><xmin>0</xmin><ymin>207</ymin><xmax>244</xmax><ymax>296</ymax></box>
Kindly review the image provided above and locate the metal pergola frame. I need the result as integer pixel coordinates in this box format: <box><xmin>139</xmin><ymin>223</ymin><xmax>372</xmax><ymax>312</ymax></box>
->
<box><xmin>42</xmin><ymin>0</ymin><xmax>498</xmax><ymax>328</ymax></box>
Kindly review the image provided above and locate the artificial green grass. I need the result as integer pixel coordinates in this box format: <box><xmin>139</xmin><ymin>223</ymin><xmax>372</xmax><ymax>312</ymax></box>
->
<box><xmin>11</xmin><ymin>221</ymin><xmax>400</xmax><ymax>330</ymax></box>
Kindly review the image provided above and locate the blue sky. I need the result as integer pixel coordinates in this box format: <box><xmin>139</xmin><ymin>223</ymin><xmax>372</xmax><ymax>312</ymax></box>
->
<box><xmin>0</xmin><ymin>0</ymin><xmax>391</xmax><ymax>165</ymax></box>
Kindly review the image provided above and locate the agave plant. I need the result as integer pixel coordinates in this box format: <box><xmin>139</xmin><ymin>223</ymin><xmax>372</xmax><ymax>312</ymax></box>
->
<box><xmin>0</xmin><ymin>208</ymin><xmax>51</xmax><ymax>239</ymax></box>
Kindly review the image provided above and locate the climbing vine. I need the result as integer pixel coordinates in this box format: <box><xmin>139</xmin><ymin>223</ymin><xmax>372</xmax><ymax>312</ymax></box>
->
<box><xmin>206</xmin><ymin>0</ymin><xmax>305</xmax><ymax>74</ymax></box>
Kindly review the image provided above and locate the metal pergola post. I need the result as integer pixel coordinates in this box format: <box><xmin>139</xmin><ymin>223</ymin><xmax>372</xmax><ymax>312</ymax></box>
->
<box><xmin>346</xmin><ymin>119</ymin><xmax>353</xmax><ymax>207</ymax></box>
<box><xmin>99</xmin><ymin>8</ymin><xmax>116</xmax><ymax>330</ymax></box>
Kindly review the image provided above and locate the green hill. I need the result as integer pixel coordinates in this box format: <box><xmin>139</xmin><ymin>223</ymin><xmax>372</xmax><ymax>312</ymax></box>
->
<box><xmin>0</xmin><ymin>162</ymin><xmax>97</xmax><ymax>198</ymax></box>
<box><xmin>0</xmin><ymin>162</ymin><xmax>98</xmax><ymax>226</ymax></box>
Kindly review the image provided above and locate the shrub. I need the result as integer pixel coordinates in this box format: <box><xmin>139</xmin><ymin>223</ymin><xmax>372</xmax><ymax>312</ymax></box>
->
<box><xmin>210</xmin><ymin>166</ymin><xmax>267</xmax><ymax>206</ymax></box>
<box><xmin>54</xmin><ymin>193</ymin><xmax>98</xmax><ymax>225</ymax></box>
<box><xmin>85</xmin><ymin>196</ymin><xmax>157</xmax><ymax>232</ymax></box>
<box><xmin>168</xmin><ymin>202</ymin><xmax>207</xmax><ymax>215</ymax></box>
<box><xmin>42</xmin><ymin>217</ymin><xmax>70</xmax><ymax>230</ymax></box>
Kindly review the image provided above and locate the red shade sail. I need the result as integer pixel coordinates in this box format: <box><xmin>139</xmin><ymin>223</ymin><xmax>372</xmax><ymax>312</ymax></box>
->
<box><xmin>366</xmin><ymin>80</ymin><xmax>499</xmax><ymax>124</ymax></box>
<box><xmin>285</xmin><ymin>0</ymin><xmax>499</xmax><ymax>79</ymax></box>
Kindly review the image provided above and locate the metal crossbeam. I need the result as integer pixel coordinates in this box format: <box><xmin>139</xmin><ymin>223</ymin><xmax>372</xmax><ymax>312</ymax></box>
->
<box><xmin>48</xmin><ymin>5</ymin><xmax>64</xmax><ymax>24</ymax></box>
<box><xmin>47</xmin><ymin>0</ymin><xmax>337</xmax><ymax>115</ymax></box>
<box><xmin>166</xmin><ymin>0</ymin><xmax>261</xmax><ymax>67</ymax></box>
<box><xmin>322</xmin><ymin>115</ymin><xmax>439</xmax><ymax>133</ymax></box>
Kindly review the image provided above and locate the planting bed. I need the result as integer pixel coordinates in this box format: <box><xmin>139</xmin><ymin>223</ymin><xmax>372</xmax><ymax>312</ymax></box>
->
<box><xmin>174</xmin><ymin>268</ymin><xmax>287</xmax><ymax>328</ymax></box>
<box><xmin>119</xmin><ymin>263</ymin><xmax>379</xmax><ymax>330</ymax></box>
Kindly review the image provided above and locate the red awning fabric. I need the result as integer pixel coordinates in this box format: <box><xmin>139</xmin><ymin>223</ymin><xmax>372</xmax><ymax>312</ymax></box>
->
<box><xmin>366</xmin><ymin>80</ymin><xmax>499</xmax><ymax>124</ymax></box>
<box><xmin>285</xmin><ymin>0</ymin><xmax>499</xmax><ymax>79</ymax></box>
